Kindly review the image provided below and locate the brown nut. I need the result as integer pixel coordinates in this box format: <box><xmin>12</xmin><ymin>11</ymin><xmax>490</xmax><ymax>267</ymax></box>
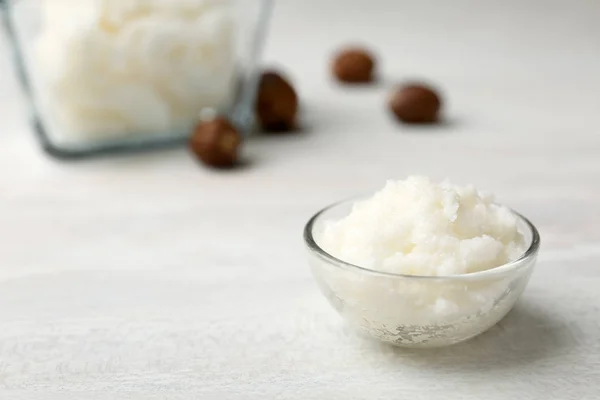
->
<box><xmin>256</xmin><ymin>70</ymin><xmax>298</xmax><ymax>132</ymax></box>
<box><xmin>332</xmin><ymin>47</ymin><xmax>375</xmax><ymax>83</ymax></box>
<box><xmin>189</xmin><ymin>117</ymin><xmax>241</xmax><ymax>168</ymax></box>
<box><xmin>388</xmin><ymin>83</ymin><xmax>442</xmax><ymax>123</ymax></box>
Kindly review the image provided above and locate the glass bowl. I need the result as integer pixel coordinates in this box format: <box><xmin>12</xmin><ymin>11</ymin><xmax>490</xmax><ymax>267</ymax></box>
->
<box><xmin>304</xmin><ymin>197</ymin><xmax>541</xmax><ymax>348</ymax></box>
<box><xmin>1</xmin><ymin>0</ymin><xmax>272</xmax><ymax>158</ymax></box>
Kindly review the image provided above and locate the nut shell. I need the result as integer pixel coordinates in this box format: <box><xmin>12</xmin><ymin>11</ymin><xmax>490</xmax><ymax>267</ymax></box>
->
<box><xmin>189</xmin><ymin>118</ymin><xmax>241</xmax><ymax>168</ymax></box>
<box><xmin>256</xmin><ymin>71</ymin><xmax>298</xmax><ymax>132</ymax></box>
<box><xmin>389</xmin><ymin>84</ymin><xmax>442</xmax><ymax>123</ymax></box>
<box><xmin>332</xmin><ymin>47</ymin><xmax>375</xmax><ymax>83</ymax></box>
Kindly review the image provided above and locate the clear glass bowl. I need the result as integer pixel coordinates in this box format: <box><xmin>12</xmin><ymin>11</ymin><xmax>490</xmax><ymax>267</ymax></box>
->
<box><xmin>1</xmin><ymin>0</ymin><xmax>272</xmax><ymax>158</ymax></box>
<box><xmin>304</xmin><ymin>197</ymin><xmax>541</xmax><ymax>348</ymax></box>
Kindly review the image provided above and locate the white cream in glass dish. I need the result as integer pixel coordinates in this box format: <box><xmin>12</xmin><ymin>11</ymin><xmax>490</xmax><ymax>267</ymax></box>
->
<box><xmin>304</xmin><ymin>177</ymin><xmax>540</xmax><ymax>348</ymax></box>
<box><xmin>1</xmin><ymin>0</ymin><xmax>272</xmax><ymax>158</ymax></box>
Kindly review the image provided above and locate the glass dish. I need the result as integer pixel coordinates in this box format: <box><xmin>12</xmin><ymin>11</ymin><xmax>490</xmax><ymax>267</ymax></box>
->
<box><xmin>304</xmin><ymin>197</ymin><xmax>541</xmax><ymax>348</ymax></box>
<box><xmin>1</xmin><ymin>0</ymin><xmax>272</xmax><ymax>158</ymax></box>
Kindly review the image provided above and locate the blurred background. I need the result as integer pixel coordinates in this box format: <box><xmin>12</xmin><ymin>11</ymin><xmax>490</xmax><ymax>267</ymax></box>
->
<box><xmin>0</xmin><ymin>0</ymin><xmax>599</xmax><ymax>396</ymax></box>
<box><xmin>1</xmin><ymin>0</ymin><xmax>598</xmax><ymax>270</ymax></box>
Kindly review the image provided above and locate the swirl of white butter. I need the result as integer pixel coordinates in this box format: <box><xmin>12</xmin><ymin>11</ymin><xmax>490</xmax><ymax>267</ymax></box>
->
<box><xmin>34</xmin><ymin>0</ymin><xmax>237</xmax><ymax>141</ymax></box>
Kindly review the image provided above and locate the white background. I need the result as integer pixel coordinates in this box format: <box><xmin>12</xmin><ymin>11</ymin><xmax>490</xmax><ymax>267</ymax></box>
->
<box><xmin>1</xmin><ymin>0</ymin><xmax>599</xmax><ymax>398</ymax></box>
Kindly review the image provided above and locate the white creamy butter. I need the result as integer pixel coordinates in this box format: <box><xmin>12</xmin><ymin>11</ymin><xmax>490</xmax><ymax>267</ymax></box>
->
<box><xmin>321</xmin><ymin>176</ymin><xmax>526</xmax><ymax>276</ymax></box>
<box><xmin>311</xmin><ymin>177</ymin><xmax>534</xmax><ymax>345</ymax></box>
<box><xmin>33</xmin><ymin>0</ymin><xmax>237</xmax><ymax>142</ymax></box>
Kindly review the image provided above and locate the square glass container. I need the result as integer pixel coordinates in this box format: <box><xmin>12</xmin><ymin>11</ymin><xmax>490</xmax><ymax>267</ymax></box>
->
<box><xmin>1</xmin><ymin>0</ymin><xmax>272</xmax><ymax>158</ymax></box>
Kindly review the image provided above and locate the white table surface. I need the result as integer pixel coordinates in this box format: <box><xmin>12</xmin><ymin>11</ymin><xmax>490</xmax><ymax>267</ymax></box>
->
<box><xmin>1</xmin><ymin>0</ymin><xmax>600</xmax><ymax>398</ymax></box>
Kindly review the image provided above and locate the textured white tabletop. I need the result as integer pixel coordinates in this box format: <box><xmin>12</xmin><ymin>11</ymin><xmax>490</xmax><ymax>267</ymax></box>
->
<box><xmin>1</xmin><ymin>0</ymin><xmax>600</xmax><ymax>398</ymax></box>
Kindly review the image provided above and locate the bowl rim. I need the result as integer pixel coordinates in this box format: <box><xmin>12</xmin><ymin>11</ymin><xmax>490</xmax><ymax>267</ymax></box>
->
<box><xmin>303</xmin><ymin>196</ymin><xmax>541</xmax><ymax>281</ymax></box>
